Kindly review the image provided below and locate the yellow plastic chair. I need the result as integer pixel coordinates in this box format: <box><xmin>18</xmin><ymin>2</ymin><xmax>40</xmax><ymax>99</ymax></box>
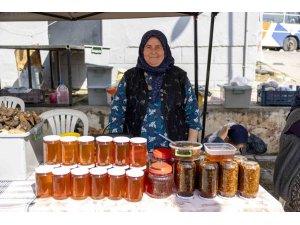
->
<box><xmin>40</xmin><ymin>109</ymin><xmax>89</xmax><ymax>136</ymax></box>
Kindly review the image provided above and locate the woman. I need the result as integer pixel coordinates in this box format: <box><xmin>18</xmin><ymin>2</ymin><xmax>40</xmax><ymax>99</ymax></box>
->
<box><xmin>109</xmin><ymin>30</ymin><xmax>201</xmax><ymax>152</ymax></box>
<box><xmin>274</xmin><ymin>89</ymin><xmax>300</xmax><ymax>211</ymax></box>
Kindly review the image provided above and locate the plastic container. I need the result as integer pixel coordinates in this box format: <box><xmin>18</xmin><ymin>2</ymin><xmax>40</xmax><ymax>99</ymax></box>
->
<box><xmin>43</xmin><ymin>135</ymin><xmax>62</xmax><ymax>165</ymax></box>
<box><xmin>89</xmin><ymin>167</ymin><xmax>108</xmax><ymax>199</ymax></box>
<box><xmin>56</xmin><ymin>82</ymin><xmax>69</xmax><ymax>104</ymax></box>
<box><xmin>218</xmin><ymin>160</ymin><xmax>238</xmax><ymax>198</ymax></box>
<box><xmin>61</xmin><ymin>136</ymin><xmax>79</xmax><ymax>166</ymax></box>
<box><xmin>199</xmin><ymin>161</ymin><xmax>218</xmax><ymax>199</ymax></box>
<box><xmin>125</xmin><ymin>169</ymin><xmax>144</xmax><ymax>202</ymax></box>
<box><xmin>113</xmin><ymin>136</ymin><xmax>130</xmax><ymax>166</ymax></box>
<box><xmin>151</xmin><ymin>147</ymin><xmax>174</xmax><ymax>167</ymax></box>
<box><xmin>169</xmin><ymin>141</ymin><xmax>202</xmax><ymax>161</ymax></box>
<box><xmin>35</xmin><ymin>165</ymin><xmax>53</xmax><ymax>198</ymax></box>
<box><xmin>52</xmin><ymin>167</ymin><xmax>71</xmax><ymax>200</ymax></box>
<box><xmin>78</xmin><ymin>136</ymin><xmax>95</xmax><ymax>166</ymax></box>
<box><xmin>96</xmin><ymin>136</ymin><xmax>113</xmax><ymax>166</ymax></box>
<box><xmin>175</xmin><ymin>160</ymin><xmax>196</xmax><ymax>198</ymax></box>
<box><xmin>239</xmin><ymin>161</ymin><xmax>260</xmax><ymax>198</ymax></box>
<box><xmin>204</xmin><ymin>143</ymin><xmax>237</xmax><ymax>162</ymax></box>
<box><xmin>107</xmin><ymin>167</ymin><xmax>126</xmax><ymax>200</ymax></box>
<box><xmin>220</xmin><ymin>85</ymin><xmax>252</xmax><ymax>108</ymax></box>
<box><xmin>145</xmin><ymin>162</ymin><xmax>173</xmax><ymax>199</ymax></box>
<box><xmin>129</xmin><ymin>137</ymin><xmax>148</xmax><ymax>167</ymax></box>
<box><xmin>71</xmin><ymin>167</ymin><xmax>90</xmax><ymax>200</ymax></box>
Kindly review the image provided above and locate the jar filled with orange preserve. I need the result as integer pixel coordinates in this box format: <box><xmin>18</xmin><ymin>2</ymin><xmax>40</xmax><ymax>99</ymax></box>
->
<box><xmin>90</xmin><ymin>167</ymin><xmax>108</xmax><ymax>199</ymax></box>
<box><xmin>125</xmin><ymin>169</ymin><xmax>144</xmax><ymax>202</ymax></box>
<box><xmin>129</xmin><ymin>137</ymin><xmax>148</xmax><ymax>167</ymax></box>
<box><xmin>35</xmin><ymin>165</ymin><xmax>53</xmax><ymax>198</ymax></box>
<box><xmin>218</xmin><ymin>160</ymin><xmax>238</xmax><ymax>198</ymax></box>
<box><xmin>71</xmin><ymin>167</ymin><xmax>90</xmax><ymax>200</ymax></box>
<box><xmin>107</xmin><ymin>168</ymin><xmax>126</xmax><ymax>200</ymax></box>
<box><xmin>96</xmin><ymin>136</ymin><xmax>113</xmax><ymax>166</ymax></box>
<box><xmin>239</xmin><ymin>161</ymin><xmax>260</xmax><ymax>198</ymax></box>
<box><xmin>61</xmin><ymin>136</ymin><xmax>79</xmax><ymax>166</ymax></box>
<box><xmin>52</xmin><ymin>167</ymin><xmax>71</xmax><ymax>200</ymax></box>
<box><xmin>43</xmin><ymin>135</ymin><xmax>62</xmax><ymax>164</ymax></box>
<box><xmin>145</xmin><ymin>162</ymin><xmax>173</xmax><ymax>198</ymax></box>
<box><xmin>113</xmin><ymin>136</ymin><xmax>130</xmax><ymax>166</ymax></box>
<box><xmin>78</xmin><ymin>136</ymin><xmax>95</xmax><ymax>166</ymax></box>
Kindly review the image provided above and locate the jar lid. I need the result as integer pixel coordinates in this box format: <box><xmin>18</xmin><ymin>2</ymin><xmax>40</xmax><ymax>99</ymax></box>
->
<box><xmin>78</xmin><ymin>136</ymin><xmax>95</xmax><ymax>142</ymax></box>
<box><xmin>126</xmin><ymin>169</ymin><xmax>144</xmax><ymax>178</ymax></box>
<box><xmin>61</xmin><ymin>136</ymin><xmax>78</xmax><ymax>142</ymax></box>
<box><xmin>96</xmin><ymin>136</ymin><xmax>113</xmax><ymax>142</ymax></box>
<box><xmin>113</xmin><ymin>136</ymin><xmax>130</xmax><ymax>143</ymax></box>
<box><xmin>108</xmin><ymin>167</ymin><xmax>126</xmax><ymax>176</ymax></box>
<box><xmin>153</xmin><ymin>147</ymin><xmax>172</xmax><ymax>159</ymax></box>
<box><xmin>35</xmin><ymin>165</ymin><xmax>53</xmax><ymax>174</ymax></box>
<box><xmin>43</xmin><ymin>135</ymin><xmax>61</xmax><ymax>142</ymax></box>
<box><xmin>90</xmin><ymin>167</ymin><xmax>108</xmax><ymax>175</ymax></box>
<box><xmin>130</xmin><ymin>137</ymin><xmax>147</xmax><ymax>144</ymax></box>
<box><xmin>52</xmin><ymin>167</ymin><xmax>70</xmax><ymax>176</ymax></box>
<box><xmin>149</xmin><ymin>162</ymin><xmax>172</xmax><ymax>175</ymax></box>
<box><xmin>71</xmin><ymin>167</ymin><xmax>89</xmax><ymax>175</ymax></box>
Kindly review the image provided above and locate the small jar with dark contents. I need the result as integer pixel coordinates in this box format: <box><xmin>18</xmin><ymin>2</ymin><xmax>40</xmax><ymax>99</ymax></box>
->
<box><xmin>218</xmin><ymin>160</ymin><xmax>238</xmax><ymax>198</ymax></box>
<box><xmin>199</xmin><ymin>161</ymin><xmax>218</xmax><ymax>198</ymax></box>
<box><xmin>175</xmin><ymin>160</ymin><xmax>196</xmax><ymax>198</ymax></box>
<box><xmin>239</xmin><ymin>161</ymin><xmax>260</xmax><ymax>198</ymax></box>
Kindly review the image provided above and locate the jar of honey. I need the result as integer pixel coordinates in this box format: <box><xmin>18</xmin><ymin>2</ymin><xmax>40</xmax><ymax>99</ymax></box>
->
<box><xmin>89</xmin><ymin>167</ymin><xmax>108</xmax><ymax>199</ymax></box>
<box><xmin>96</xmin><ymin>136</ymin><xmax>113</xmax><ymax>166</ymax></box>
<box><xmin>218</xmin><ymin>160</ymin><xmax>238</xmax><ymax>198</ymax></box>
<box><xmin>61</xmin><ymin>136</ymin><xmax>79</xmax><ymax>166</ymax></box>
<box><xmin>199</xmin><ymin>161</ymin><xmax>218</xmax><ymax>199</ymax></box>
<box><xmin>43</xmin><ymin>135</ymin><xmax>62</xmax><ymax>164</ymax></box>
<box><xmin>78</xmin><ymin>136</ymin><xmax>95</xmax><ymax>166</ymax></box>
<box><xmin>145</xmin><ymin>162</ymin><xmax>173</xmax><ymax>198</ymax></box>
<box><xmin>239</xmin><ymin>161</ymin><xmax>260</xmax><ymax>198</ymax></box>
<box><xmin>129</xmin><ymin>137</ymin><xmax>148</xmax><ymax>167</ymax></box>
<box><xmin>71</xmin><ymin>167</ymin><xmax>90</xmax><ymax>200</ymax></box>
<box><xmin>113</xmin><ymin>136</ymin><xmax>130</xmax><ymax>166</ymax></box>
<box><xmin>52</xmin><ymin>167</ymin><xmax>71</xmax><ymax>200</ymax></box>
<box><xmin>35</xmin><ymin>165</ymin><xmax>53</xmax><ymax>198</ymax></box>
<box><xmin>107</xmin><ymin>167</ymin><xmax>126</xmax><ymax>200</ymax></box>
<box><xmin>125</xmin><ymin>169</ymin><xmax>144</xmax><ymax>202</ymax></box>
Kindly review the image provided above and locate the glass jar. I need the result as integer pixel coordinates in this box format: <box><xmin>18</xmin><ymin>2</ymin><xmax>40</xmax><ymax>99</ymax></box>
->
<box><xmin>239</xmin><ymin>161</ymin><xmax>260</xmax><ymax>198</ymax></box>
<box><xmin>218</xmin><ymin>160</ymin><xmax>238</xmax><ymax>198</ymax></box>
<box><xmin>175</xmin><ymin>160</ymin><xmax>196</xmax><ymax>198</ymax></box>
<box><xmin>130</xmin><ymin>137</ymin><xmax>148</xmax><ymax>167</ymax></box>
<box><xmin>125</xmin><ymin>169</ymin><xmax>144</xmax><ymax>202</ymax></box>
<box><xmin>96</xmin><ymin>136</ymin><xmax>113</xmax><ymax>166</ymax></box>
<box><xmin>146</xmin><ymin>162</ymin><xmax>173</xmax><ymax>198</ymax></box>
<box><xmin>233</xmin><ymin>155</ymin><xmax>247</xmax><ymax>190</ymax></box>
<box><xmin>78</xmin><ymin>136</ymin><xmax>95</xmax><ymax>166</ymax></box>
<box><xmin>43</xmin><ymin>135</ymin><xmax>62</xmax><ymax>164</ymax></box>
<box><xmin>113</xmin><ymin>136</ymin><xmax>130</xmax><ymax>166</ymax></box>
<box><xmin>108</xmin><ymin>168</ymin><xmax>126</xmax><ymax>200</ymax></box>
<box><xmin>71</xmin><ymin>167</ymin><xmax>90</xmax><ymax>200</ymax></box>
<box><xmin>61</xmin><ymin>136</ymin><xmax>79</xmax><ymax>166</ymax></box>
<box><xmin>151</xmin><ymin>147</ymin><xmax>174</xmax><ymax>167</ymax></box>
<box><xmin>199</xmin><ymin>161</ymin><xmax>218</xmax><ymax>198</ymax></box>
<box><xmin>89</xmin><ymin>167</ymin><xmax>108</xmax><ymax>199</ymax></box>
<box><xmin>52</xmin><ymin>167</ymin><xmax>71</xmax><ymax>200</ymax></box>
<box><xmin>35</xmin><ymin>165</ymin><xmax>53</xmax><ymax>198</ymax></box>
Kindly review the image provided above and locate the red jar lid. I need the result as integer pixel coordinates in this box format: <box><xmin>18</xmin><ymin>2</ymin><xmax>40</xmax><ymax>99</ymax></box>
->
<box><xmin>153</xmin><ymin>147</ymin><xmax>172</xmax><ymax>159</ymax></box>
<box><xmin>149</xmin><ymin>162</ymin><xmax>172</xmax><ymax>175</ymax></box>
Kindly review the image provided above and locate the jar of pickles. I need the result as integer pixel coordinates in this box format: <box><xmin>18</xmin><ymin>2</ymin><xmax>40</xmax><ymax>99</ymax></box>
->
<box><xmin>78</xmin><ymin>136</ymin><xmax>95</xmax><ymax>166</ymax></box>
<box><xmin>175</xmin><ymin>160</ymin><xmax>196</xmax><ymax>198</ymax></box>
<box><xmin>239</xmin><ymin>161</ymin><xmax>260</xmax><ymax>198</ymax></box>
<box><xmin>145</xmin><ymin>162</ymin><xmax>173</xmax><ymax>198</ymax></box>
<box><xmin>129</xmin><ymin>137</ymin><xmax>148</xmax><ymax>167</ymax></box>
<box><xmin>218</xmin><ymin>160</ymin><xmax>238</xmax><ymax>198</ymax></box>
<box><xmin>199</xmin><ymin>161</ymin><xmax>218</xmax><ymax>198</ymax></box>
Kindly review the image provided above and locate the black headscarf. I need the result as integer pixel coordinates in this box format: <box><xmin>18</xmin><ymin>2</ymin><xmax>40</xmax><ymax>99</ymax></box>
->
<box><xmin>287</xmin><ymin>88</ymin><xmax>300</xmax><ymax>120</ymax></box>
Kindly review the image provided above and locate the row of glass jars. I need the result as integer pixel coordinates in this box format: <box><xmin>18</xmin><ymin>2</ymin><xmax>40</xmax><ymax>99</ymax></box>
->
<box><xmin>43</xmin><ymin>135</ymin><xmax>148</xmax><ymax>167</ymax></box>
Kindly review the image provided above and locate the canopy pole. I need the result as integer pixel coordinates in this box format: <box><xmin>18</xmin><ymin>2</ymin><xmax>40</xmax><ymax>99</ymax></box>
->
<box><xmin>194</xmin><ymin>14</ymin><xmax>199</xmax><ymax>100</ymax></box>
<box><xmin>201</xmin><ymin>12</ymin><xmax>218</xmax><ymax>143</ymax></box>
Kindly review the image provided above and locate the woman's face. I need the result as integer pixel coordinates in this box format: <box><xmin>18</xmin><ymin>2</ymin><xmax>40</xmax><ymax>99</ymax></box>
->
<box><xmin>143</xmin><ymin>37</ymin><xmax>165</xmax><ymax>67</ymax></box>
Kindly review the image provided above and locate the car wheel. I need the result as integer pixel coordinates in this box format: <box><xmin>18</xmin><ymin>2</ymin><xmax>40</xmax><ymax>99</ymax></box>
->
<box><xmin>283</xmin><ymin>37</ymin><xmax>298</xmax><ymax>51</ymax></box>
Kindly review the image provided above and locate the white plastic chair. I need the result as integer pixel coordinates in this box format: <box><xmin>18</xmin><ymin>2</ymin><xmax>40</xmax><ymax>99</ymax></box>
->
<box><xmin>40</xmin><ymin>109</ymin><xmax>89</xmax><ymax>136</ymax></box>
<box><xmin>0</xmin><ymin>96</ymin><xmax>25</xmax><ymax>111</ymax></box>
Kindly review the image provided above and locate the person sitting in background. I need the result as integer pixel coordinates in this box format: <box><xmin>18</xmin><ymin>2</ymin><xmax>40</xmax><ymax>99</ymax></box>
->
<box><xmin>274</xmin><ymin>89</ymin><xmax>300</xmax><ymax>212</ymax></box>
<box><xmin>203</xmin><ymin>123</ymin><xmax>267</xmax><ymax>155</ymax></box>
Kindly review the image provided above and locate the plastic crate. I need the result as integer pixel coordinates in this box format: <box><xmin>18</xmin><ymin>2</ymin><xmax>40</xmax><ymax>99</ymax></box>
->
<box><xmin>257</xmin><ymin>86</ymin><xmax>299</xmax><ymax>106</ymax></box>
<box><xmin>220</xmin><ymin>85</ymin><xmax>252</xmax><ymax>108</ymax></box>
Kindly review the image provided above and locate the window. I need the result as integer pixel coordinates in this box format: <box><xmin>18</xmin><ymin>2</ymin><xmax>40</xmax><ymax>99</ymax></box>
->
<box><xmin>263</xmin><ymin>13</ymin><xmax>284</xmax><ymax>23</ymax></box>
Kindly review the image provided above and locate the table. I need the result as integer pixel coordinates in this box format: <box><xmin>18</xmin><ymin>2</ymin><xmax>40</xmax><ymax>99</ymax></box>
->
<box><xmin>0</xmin><ymin>173</ymin><xmax>284</xmax><ymax>212</ymax></box>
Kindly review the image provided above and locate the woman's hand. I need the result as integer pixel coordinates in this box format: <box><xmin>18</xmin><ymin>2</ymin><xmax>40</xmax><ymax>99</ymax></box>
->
<box><xmin>218</xmin><ymin>125</ymin><xmax>230</xmax><ymax>140</ymax></box>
